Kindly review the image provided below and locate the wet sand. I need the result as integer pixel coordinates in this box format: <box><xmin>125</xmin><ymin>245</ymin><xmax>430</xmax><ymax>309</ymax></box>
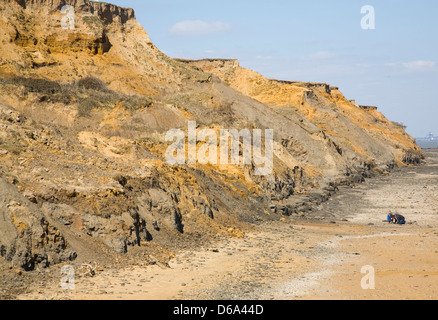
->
<box><xmin>18</xmin><ymin>150</ymin><xmax>438</xmax><ymax>300</ymax></box>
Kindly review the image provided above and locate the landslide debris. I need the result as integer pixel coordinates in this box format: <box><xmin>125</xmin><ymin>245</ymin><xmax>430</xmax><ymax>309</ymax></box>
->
<box><xmin>0</xmin><ymin>0</ymin><xmax>423</xmax><ymax>297</ymax></box>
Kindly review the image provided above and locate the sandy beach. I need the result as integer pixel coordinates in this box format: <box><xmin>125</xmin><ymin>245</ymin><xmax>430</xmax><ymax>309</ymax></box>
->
<box><xmin>18</xmin><ymin>150</ymin><xmax>438</xmax><ymax>300</ymax></box>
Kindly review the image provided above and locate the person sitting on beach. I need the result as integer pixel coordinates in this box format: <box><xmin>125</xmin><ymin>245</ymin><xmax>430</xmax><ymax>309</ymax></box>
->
<box><xmin>387</xmin><ymin>211</ymin><xmax>393</xmax><ymax>223</ymax></box>
<box><xmin>389</xmin><ymin>213</ymin><xmax>406</xmax><ymax>225</ymax></box>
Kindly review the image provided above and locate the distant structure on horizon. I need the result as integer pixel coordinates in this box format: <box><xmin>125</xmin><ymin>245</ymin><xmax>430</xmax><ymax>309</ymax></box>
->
<box><xmin>416</xmin><ymin>132</ymin><xmax>438</xmax><ymax>149</ymax></box>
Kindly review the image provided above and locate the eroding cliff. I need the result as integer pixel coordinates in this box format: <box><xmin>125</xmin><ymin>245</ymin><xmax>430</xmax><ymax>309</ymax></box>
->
<box><xmin>178</xmin><ymin>58</ymin><xmax>422</xmax><ymax>166</ymax></box>
<box><xmin>0</xmin><ymin>0</ymin><xmax>423</xmax><ymax>276</ymax></box>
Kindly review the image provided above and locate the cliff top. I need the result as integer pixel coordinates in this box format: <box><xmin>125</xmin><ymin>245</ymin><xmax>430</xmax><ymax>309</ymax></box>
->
<box><xmin>9</xmin><ymin>0</ymin><xmax>136</xmax><ymax>24</ymax></box>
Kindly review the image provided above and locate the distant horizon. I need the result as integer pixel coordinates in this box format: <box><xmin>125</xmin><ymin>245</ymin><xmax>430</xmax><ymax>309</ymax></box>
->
<box><xmin>110</xmin><ymin>0</ymin><xmax>438</xmax><ymax>138</ymax></box>
<box><xmin>416</xmin><ymin>132</ymin><xmax>438</xmax><ymax>139</ymax></box>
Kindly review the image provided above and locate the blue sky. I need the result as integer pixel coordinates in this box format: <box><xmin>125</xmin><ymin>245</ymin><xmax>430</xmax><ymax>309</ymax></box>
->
<box><xmin>110</xmin><ymin>0</ymin><xmax>438</xmax><ymax>138</ymax></box>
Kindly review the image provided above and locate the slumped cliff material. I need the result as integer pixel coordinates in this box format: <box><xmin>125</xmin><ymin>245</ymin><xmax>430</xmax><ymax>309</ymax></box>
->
<box><xmin>0</xmin><ymin>0</ymin><xmax>423</xmax><ymax>270</ymax></box>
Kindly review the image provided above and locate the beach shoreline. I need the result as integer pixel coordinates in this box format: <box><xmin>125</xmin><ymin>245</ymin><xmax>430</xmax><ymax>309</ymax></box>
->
<box><xmin>17</xmin><ymin>150</ymin><xmax>438</xmax><ymax>300</ymax></box>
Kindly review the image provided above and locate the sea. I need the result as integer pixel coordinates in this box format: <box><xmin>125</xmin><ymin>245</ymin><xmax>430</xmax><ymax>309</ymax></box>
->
<box><xmin>416</xmin><ymin>140</ymin><xmax>438</xmax><ymax>149</ymax></box>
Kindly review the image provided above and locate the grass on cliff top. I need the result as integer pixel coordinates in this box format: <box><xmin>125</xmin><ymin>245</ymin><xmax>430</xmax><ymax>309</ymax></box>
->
<box><xmin>0</xmin><ymin>76</ymin><xmax>154</xmax><ymax>117</ymax></box>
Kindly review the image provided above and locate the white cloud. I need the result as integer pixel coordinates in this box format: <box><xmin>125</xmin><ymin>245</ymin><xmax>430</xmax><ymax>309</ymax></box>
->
<box><xmin>402</xmin><ymin>60</ymin><xmax>436</xmax><ymax>70</ymax></box>
<box><xmin>304</xmin><ymin>51</ymin><xmax>337</xmax><ymax>60</ymax></box>
<box><xmin>169</xmin><ymin>20</ymin><xmax>232</xmax><ymax>36</ymax></box>
<box><xmin>386</xmin><ymin>60</ymin><xmax>437</xmax><ymax>72</ymax></box>
<box><xmin>256</xmin><ymin>55</ymin><xmax>272</xmax><ymax>60</ymax></box>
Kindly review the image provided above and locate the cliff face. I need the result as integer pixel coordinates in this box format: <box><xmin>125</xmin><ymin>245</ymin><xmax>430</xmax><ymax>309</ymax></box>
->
<box><xmin>0</xmin><ymin>0</ymin><xmax>423</xmax><ymax>273</ymax></box>
<box><xmin>0</xmin><ymin>0</ymin><xmax>189</xmax><ymax>97</ymax></box>
<box><xmin>179</xmin><ymin>59</ymin><xmax>421</xmax><ymax>166</ymax></box>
